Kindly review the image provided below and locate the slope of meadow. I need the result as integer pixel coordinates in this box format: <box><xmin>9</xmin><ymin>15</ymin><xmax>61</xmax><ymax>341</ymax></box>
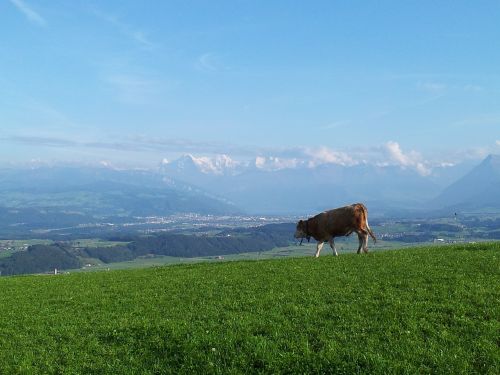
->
<box><xmin>0</xmin><ymin>243</ymin><xmax>498</xmax><ymax>374</ymax></box>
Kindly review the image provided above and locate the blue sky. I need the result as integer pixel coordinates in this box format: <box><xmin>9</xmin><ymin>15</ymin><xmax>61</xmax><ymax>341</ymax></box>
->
<box><xmin>1</xmin><ymin>0</ymin><xmax>499</xmax><ymax>169</ymax></box>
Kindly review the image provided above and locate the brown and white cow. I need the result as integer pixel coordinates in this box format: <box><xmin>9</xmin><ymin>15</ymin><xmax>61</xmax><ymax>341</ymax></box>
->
<box><xmin>294</xmin><ymin>203</ymin><xmax>376</xmax><ymax>257</ymax></box>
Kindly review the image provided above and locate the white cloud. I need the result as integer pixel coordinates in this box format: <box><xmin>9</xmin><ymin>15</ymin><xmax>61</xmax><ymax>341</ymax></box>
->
<box><xmin>161</xmin><ymin>143</ymin><xmax>442</xmax><ymax>176</ymax></box>
<box><xmin>196</xmin><ymin>53</ymin><xmax>229</xmax><ymax>72</ymax></box>
<box><xmin>417</xmin><ymin>81</ymin><xmax>447</xmax><ymax>95</ymax></box>
<box><xmin>9</xmin><ymin>0</ymin><xmax>46</xmax><ymax>26</ymax></box>
<box><xmin>254</xmin><ymin>156</ymin><xmax>301</xmax><ymax>171</ymax></box>
<box><xmin>7</xmin><ymin>132</ymin><xmax>491</xmax><ymax>175</ymax></box>
<box><xmin>105</xmin><ymin>74</ymin><xmax>159</xmax><ymax>104</ymax></box>
<box><xmin>496</xmin><ymin>140</ymin><xmax>500</xmax><ymax>147</ymax></box>
<box><xmin>462</xmin><ymin>84</ymin><xmax>483</xmax><ymax>92</ymax></box>
<box><xmin>384</xmin><ymin>141</ymin><xmax>431</xmax><ymax>176</ymax></box>
<box><xmin>445</xmin><ymin>147</ymin><xmax>492</xmax><ymax>163</ymax></box>
<box><xmin>130</xmin><ymin>31</ymin><xmax>154</xmax><ymax>49</ymax></box>
<box><xmin>254</xmin><ymin>156</ymin><xmax>266</xmax><ymax>169</ymax></box>
<box><xmin>385</xmin><ymin>141</ymin><xmax>412</xmax><ymax>165</ymax></box>
<box><xmin>177</xmin><ymin>154</ymin><xmax>242</xmax><ymax>175</ymax></box>
<box><xmin>415</xmin><ymin>163</ymin><xmax>431</xmax><ymax>176</ymax></box>
<box><xmin>418</xmin><ymin>82</ymin><xmax>483</xmax><ymax>95</ymax></box>
<box><xmin>303</xmin><ymin>146</ymin><xmax>356</xmax><ymax>167</ymax></box>
<box><xmin>92</xmin><ymin>8</ymin><xmax>155</xmax><ymax>49</ymax></box>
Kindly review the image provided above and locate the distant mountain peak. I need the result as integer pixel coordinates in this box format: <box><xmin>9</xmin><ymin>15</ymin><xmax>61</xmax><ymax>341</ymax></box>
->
<box><xmin>161</xmin><ymin>154</ymin><xmax>242</xmax><ymax>175</ymax></box>
<box><xmin>482</xmin><ymin>154</ymin><xmax>500</xmax><ymax>168</ymax></box>
<box><xmin>433</xmin><ymin>154</ymin><xmax>500</xmax><ymax>209</ymax></box>
<box><xmin>212</xmin><ymin>154</ymin><xmax>239</xmax><ymax>171</ymax></box>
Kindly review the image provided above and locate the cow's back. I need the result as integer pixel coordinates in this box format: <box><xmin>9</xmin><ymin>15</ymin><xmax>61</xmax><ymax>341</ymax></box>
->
<box><xmin>309</xmin><ymin>204</ymin><xmax>364</xmax><ymax>241</ymax></box>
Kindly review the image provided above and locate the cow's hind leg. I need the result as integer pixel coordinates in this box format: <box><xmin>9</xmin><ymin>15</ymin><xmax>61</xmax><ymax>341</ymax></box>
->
<box><xmin>356</xmin><ymin>233</ymin><xmax>363</xmax><ymax>254</ymax></box>
<box><xmin>362</xmin><ymin>233</ymin><xmax>369</xmax><ymax>253</ymax></box>
<box><xmin>315</xmin><ymin>241</ymin><xmax>324</xmax><ymax>258</ymax></box>
<box><xmin>328</xmin><ymin>238</ymin><xmax>338</xmax><ymax>256</ymax></box>
<box><xmin>356</xmin><ymin>230</ymin><xmax>369</xmax><ymax>254</ymax></box>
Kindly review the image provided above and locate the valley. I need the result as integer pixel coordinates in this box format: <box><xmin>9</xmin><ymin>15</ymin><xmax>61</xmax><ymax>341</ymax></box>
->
<box><xmin>1</xmin><ymin>212</ymin><xmax>499</xmax><ymax>276</ymax></box>
<box><xmin>4</xmin><ymin>3</ymin><xmax>498</xmax><ymax>372</ymax></box>
<box><xmin>0</xmin><ymin>154</ymin><xmax>499</xmax><ymax>276</ymax></box>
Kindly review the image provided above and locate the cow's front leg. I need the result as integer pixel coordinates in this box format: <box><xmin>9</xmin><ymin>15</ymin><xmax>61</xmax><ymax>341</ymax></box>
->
<box><xmin>315</xmin><ymin>241</ymin><xmax>324</xmax><ymax>257</ymax></box>
<box><xmin>328</xmin><ymin>238</ymin><xmax>338</xmax><ymax>256</ymax></box>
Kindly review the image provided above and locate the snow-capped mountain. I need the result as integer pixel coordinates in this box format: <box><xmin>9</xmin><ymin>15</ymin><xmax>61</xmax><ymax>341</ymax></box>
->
<box><xmin>157</xmin><ymin>153</ymin><xmax>485</xmax><ymax>214</ymax></box>
<box><xmin>2</xmin><ymin>154</ymin><xmax>496</xmax><ymax>218</ymax></box>
<box><xmin>0</xmin><ymin>165</ymin><xmax>241</xmax><ymax>218</ymax></box>
<box><xmin>160</xmin><ymin>154</ymin><xmax>244</xmax><ymax>175</ymax></box>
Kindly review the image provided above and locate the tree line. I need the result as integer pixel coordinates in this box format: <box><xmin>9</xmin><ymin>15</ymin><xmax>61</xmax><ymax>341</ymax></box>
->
<box><xmin>0</xmin><ymin>244</ymin><xmax>81</xmax><ymax>276</ymax></box>
<box><xmin>0</xmin><ymin>223</ymin><xmax>295</xmax><ymax>275</ymax></box>
<box><xmin>81</xmin><ymin>223</ymin><xmax>294</xmax><ymax>263</ymax></box>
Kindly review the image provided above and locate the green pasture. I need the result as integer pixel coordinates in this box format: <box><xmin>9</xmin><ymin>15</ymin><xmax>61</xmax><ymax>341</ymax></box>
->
<box><xmin>73</xmin><ymin>238</ymin><xmax>432</xmax><ymax>273</ymax></box>
<box><xmin>0</xmin><ymin>243</ymin><xmax>498</xmax><ymax>373</ymax></box>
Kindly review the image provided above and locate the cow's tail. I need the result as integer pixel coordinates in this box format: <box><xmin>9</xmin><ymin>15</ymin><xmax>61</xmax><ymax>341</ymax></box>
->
<box><xmin>360</xmin><ymin>203</ymin><xmax>377</xmax><ymax>243</ymax></box>
<box><xmin>366</xmin><ymin>221</ymin><xmax>377</xmax><ymax>243</ymax></box>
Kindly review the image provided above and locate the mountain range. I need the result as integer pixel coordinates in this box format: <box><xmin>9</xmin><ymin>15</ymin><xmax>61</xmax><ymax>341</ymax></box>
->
<box><xmin>0</xmin><ymin>155</ymin><xmax>497</xmax><ymax>226</ymax></box>
<box><xmin>159</xmin><ymin>153</ymin><xmax>492</xmax><ymax>214</ymax></box>
<box><xmin>0</xmin><ymin>166</ymin><xmax>240</xmax><ymax>220</ymax></box>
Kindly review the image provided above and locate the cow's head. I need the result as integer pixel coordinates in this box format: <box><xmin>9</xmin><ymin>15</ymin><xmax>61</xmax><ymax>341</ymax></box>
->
<box><xmin>294</xmin><ymin>220</ymin><xmax>308</xmax><ymax>239</ymax></box>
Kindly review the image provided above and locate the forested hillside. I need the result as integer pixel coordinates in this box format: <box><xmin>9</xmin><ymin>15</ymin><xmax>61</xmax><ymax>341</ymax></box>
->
<box><xmin>0</xmin><ymin>223</ymin><xmax>295</xmax><ymax>275</ymax></box>
<box><xmin>0</xmin><ymin>244</ymin><xmax>81</xmax><ymax>276</ymax></box>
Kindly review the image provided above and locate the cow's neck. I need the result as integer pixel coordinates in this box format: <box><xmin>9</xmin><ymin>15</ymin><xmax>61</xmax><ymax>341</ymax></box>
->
<box><xmin>304</xmin><ymin>219</ymin><xmax>313</xmax><ymax>242</ymax></box>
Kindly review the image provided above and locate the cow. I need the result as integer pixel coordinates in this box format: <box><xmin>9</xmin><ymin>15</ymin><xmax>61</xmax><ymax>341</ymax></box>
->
<box><xmin>294</xmin><ymin>203</ymin><xmax>376</xmax><ymax>257</ymax></box>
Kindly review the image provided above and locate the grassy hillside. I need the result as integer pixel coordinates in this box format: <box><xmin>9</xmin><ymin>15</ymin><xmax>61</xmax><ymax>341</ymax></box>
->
<box><xmin>0</xmin><ymin>243</ymin><xmax>498</xmax><ymax>374</ymax></box>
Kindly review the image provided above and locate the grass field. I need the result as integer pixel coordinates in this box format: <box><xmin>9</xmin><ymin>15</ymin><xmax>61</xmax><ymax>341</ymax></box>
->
<box><xmin>0</xmin><ymin>243</ymin><xmax>498</xmax><ymax>373</ymax></box>
<box><xmin>75</xmin><ymin>238</ymin><xmax>425</xmax><ymax>272</ymax></box>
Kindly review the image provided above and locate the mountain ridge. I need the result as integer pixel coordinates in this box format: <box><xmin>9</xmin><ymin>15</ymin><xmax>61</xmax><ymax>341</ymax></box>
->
<box><xmin>159</xmin><ymin>154</ymin><xmax>470</xmax><ymax>214</ymax></box>
<box><xmin>1</xmin><ymin>154</ymin><xmax>497</xmax><ymax>219</ymax></box>
<box><xmin>432</xmin><ymin>154</ymin><xmax>500</xmax><ymax>210</ymax></box>
<box><xmin>0</xmin><ymin>166</ymin><xmax>241</xmax><ymax>218</ymax></box>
